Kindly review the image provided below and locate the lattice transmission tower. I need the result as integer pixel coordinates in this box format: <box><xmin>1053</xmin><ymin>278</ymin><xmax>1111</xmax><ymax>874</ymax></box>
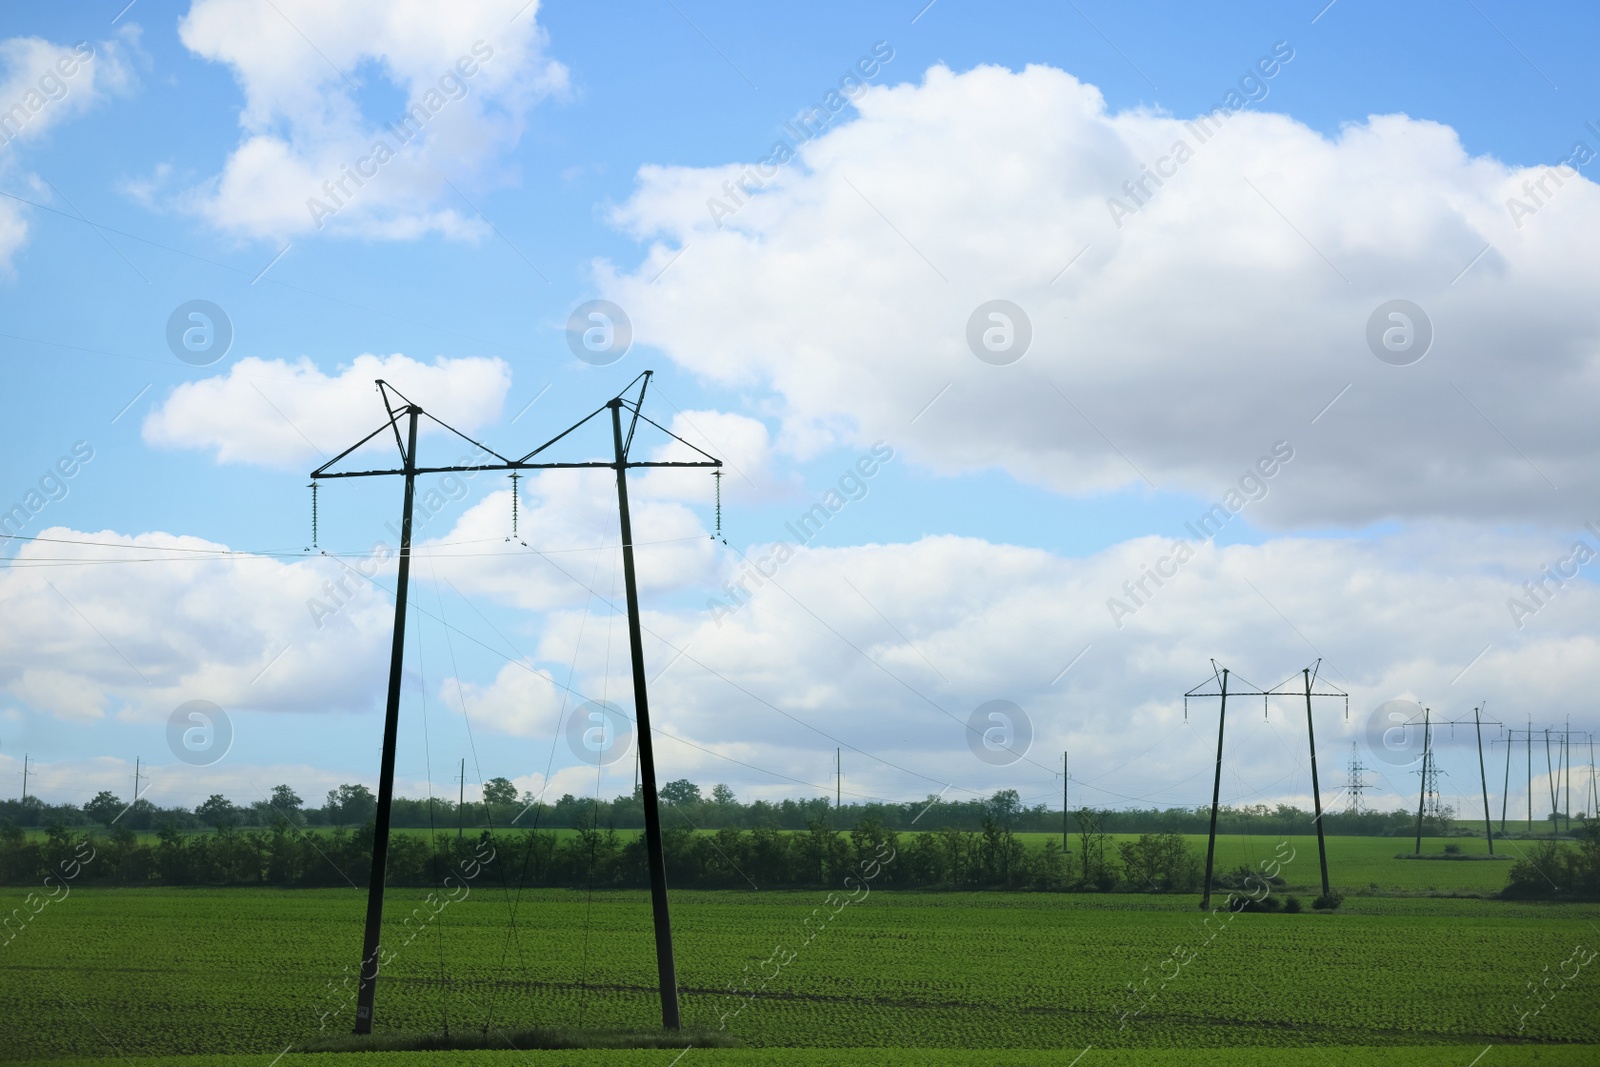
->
<box><xmin>1345</xmin><ymin>742</ymin><xmax>1367</xmax><ymax>815</ymax></box>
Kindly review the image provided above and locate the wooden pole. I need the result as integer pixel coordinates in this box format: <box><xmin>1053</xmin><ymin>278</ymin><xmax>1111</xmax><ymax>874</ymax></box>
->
<box><xmin>610</xmin><ymin>398</ymin><xmax>680</xmax><ymax>1030</ymax></box>
<box><xmin>354</xmin><ymin>404</ymin><xmax>419</xmax><ymax>1035</ymax></box>
<box><xmin>1527</xmin><ymin>721</ymin><xmax>1532</xmax><ymax>833</ymax></box>
<box><xmin>457</xmin><ymin>758</ymin><xmax>464</xmax><ymax>842</ymax></box>
<box><xmin>1474</xmin><ymin>707</ymin><xmax>1493</xmax><ymax>855</ymax></box>
<box><xmin>1201</xmin><ymin>669</ymin><xmax>1229</xmax><ymax>910</ymax></box>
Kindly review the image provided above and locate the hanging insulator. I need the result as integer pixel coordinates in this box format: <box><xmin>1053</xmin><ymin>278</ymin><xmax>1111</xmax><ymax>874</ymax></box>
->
<box><xmin>509</xmin><ymin>471</ymin><xmax>520</xmax><ymax>540</ymax></box>
<box><xmin>307</xmin><ymin>482</ymin><xmax>319</xmax><ymax>550</ymax></box>
<box><xmin>712</xmin><ymin>469</ymin><xmax>725</xmax><ymax>543</ymax></box>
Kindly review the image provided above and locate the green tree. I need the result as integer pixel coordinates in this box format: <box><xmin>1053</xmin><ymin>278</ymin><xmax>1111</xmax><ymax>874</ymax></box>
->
<box><xmin>196</xmin><ymin>794</ymin><xmax>237</xmax><ymax>832</ymax></box>
<box><xmin>325</xmin><ymin>784</ymin><xmax>376</xmax><ymax>826</ymax></box>
<box><xmin>482</xmin><ymin>777</ymin><xmax>517</xmax><ymax>806</ymax></box>
<box><xmin>660</xmin><ymin>779</ymin><xmax>701</xmax><ymax>806</ymax></box>
<box><xmin>270</xmin><ymin>784</ymin><xmax>302</xmax><ymax>815</ymax></box>
<box><xmin>85</xmin><ymin>790</ymin><xmax>123</xmax><ymax>827</ymax></box>
<box><xmin>1117</xmin><ymin>832</ymin><xmax>1200</xmax><ymax>892</ymax></box>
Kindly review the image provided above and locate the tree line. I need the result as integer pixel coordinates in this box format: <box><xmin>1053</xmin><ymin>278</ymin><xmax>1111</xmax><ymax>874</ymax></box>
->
<box><xmin>0</xmin><ymin>806</ymin><xmax>1214</xmax><ymax>893</ymax></box>
<box><xmin>0</xmin><ymin>779</ymin><xmax>1453</xmax><ymax>837</ymax></box>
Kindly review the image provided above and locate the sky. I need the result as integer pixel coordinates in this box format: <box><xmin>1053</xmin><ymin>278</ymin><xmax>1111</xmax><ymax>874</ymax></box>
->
<box><xmin>2</xmin><ymin>0</ymin><xmax>1598</xmax><ymax>826</ymax></box>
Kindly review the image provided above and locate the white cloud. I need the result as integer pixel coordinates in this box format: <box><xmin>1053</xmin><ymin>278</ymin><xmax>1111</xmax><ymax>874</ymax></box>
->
<box><xmin>143</xmin><ymin>353</ymin><xmax>512</xmax><ymax>469</ymax></box>
<box><xmin>600</xmin><ymin>63</ymin><xmax>1600</xmax><ymax>527</ymax></box>
<box><xmin>175</xmin><ymin>0</ymin><xmax>567</xmax><ymax>240</ymax></box>
<box><xmin>0</xmin><ymin>527</ymin><xmax>395</xmax><ymax>724</ymax></box>
<box><xmin>7</xmin><ymin>519</ymin><xmax>1596</xmax><ymax>818</ymax></box>
<box><xmin>445</xmin><ymin>525</ymin><xmax>1600</xmax><ymax>816</ymax></box>
<box><xmin>0</xmin><ymin>29</ymin><xmax>138</xmax><ymax>270</ymax></box>
<box><xmin>420</xmin><ymin>478</ymin><xmax>716</xmax><ymax>613</ymax></box>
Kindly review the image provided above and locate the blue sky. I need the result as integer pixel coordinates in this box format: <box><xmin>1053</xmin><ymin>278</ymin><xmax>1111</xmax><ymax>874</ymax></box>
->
<box><xmin>2</xmin><ymin>1</ymin><xmax>1598</xmax><ymax>822</ymax></box>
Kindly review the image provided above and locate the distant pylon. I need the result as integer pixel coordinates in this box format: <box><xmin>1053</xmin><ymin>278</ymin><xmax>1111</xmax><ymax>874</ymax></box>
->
<box><xmin>1345</xmin><ymin>742</ymin><xmax>1367</xmax><ymax>815</ymax></box>
<box><xmin>1422</xmin><ymin>718</ymin><xmax>1444</xmax><ymax>821</ymax></box>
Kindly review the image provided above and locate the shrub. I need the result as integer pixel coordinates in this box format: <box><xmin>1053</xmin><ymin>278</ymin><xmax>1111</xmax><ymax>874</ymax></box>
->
<box><xmin>1313</xmin><ymin>890</ymin><xmax>1344</xmax><ymax>910</ymax></box>
<box><xmin>1284</xmin><ymin>895</ymin><xmax>1303</xmax><ymax>913</ymax></box>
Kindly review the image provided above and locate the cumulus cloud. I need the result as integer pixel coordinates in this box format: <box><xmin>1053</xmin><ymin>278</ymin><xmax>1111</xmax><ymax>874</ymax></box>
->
<box><xmin>143</xmin><ymin>353</ymin><xmax>511</xmax><ymax>468</ymax></box>
<box><xmin>0</xmin><ymin>527</ymin><xmax>394</xmax><ymax>724</ymax></box>
<box><xmin>418</xmin><ymin>479</ymin><xmax>717</xmax><ymax>613</ymax></box>
<box><xmin>7</xmin><ymin>517</ymin><xmax>1596</xmax><ymax>818</ymax></box>
<box><xmin>0</xmin><ymin>29</ymin><xmax>138</xmax><ymax>270</ymax></box>
<box><xmin>174</xmin><ymin>0</ymin><xmax>566</xmax><ymax>240</ymax></box>
<box><xmin>599</xmin><ymin>63</ymin><xmax>1600</xmax><ymax>527</ymax></box>
<box><xmin>442</xmin><ymin>524</ymin><xmax>1600</xmax><ymax>817</ymax></box>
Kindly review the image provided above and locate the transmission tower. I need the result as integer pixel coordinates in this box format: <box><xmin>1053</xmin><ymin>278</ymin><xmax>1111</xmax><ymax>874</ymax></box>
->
<box><xmin>1418</xmin><ymin>712</ymin><xmax>1445</xmax><ymax>821</ymax></box>
<box><xmin>1345</xmin><ymin>742</ymin><xmax>1367</xmax><ymax>815</ymax></box>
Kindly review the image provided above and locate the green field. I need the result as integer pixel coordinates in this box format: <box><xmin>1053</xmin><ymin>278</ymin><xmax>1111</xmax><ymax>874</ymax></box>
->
<box><xmin>5</xmin><ymin>834</ymin><xmax>1594</xmax><ymax>1066</ymax></box>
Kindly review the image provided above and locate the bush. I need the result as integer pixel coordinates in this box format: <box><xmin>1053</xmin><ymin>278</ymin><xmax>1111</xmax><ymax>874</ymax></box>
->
<box><xmin>1502</xmin><ymin>828</ymin><xmax>1600</xmax><ymax>900</ymax></box>
<box><xmin>1284</xmin><ymin>895</ymin><xmax>1303</xmax><ymax>913</ymax></box>
<box><xmin>1443</xmin><ymin>843</ymin><xmax>1462</xmax><ymax>855</ymax></box>
<box><xmin>1313</xmin><ymin>890</ymin><xmax>1344</xmax><ymax>910</ymax></box>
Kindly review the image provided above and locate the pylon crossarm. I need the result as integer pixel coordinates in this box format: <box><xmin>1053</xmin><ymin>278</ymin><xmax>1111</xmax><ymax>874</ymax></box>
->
<box><xmin>514</xmin><ymin>403</ymin><xmax>612</xmax><ymax>464</ymax></box>
<box><xmin>622</xmin><ymin>372</ymin><xmax>650</xmax><ymax>457</ymax></box>
<box><xmin>375</xmin><ymin>381</ymin><xmax>414</xmax><ymax>460</ymax></box>
<box><xmin>416</xmin><ymin>409</ymin><xmax>513</xmax><ymax>466</ymax></box>
<box><xmin>618</xmin><ymin>406</ymin><xmax>722</xmax><ymax>466</ymax></box>
<box><xmin>310</xmin><ymin>415</ymin><xmax>407</xmax><ymax>480</ymax></box>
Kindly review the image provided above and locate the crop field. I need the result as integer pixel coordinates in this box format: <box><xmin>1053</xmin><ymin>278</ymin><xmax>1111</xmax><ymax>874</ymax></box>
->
<box><xmin>4</xmin><ymin>860</ymin><xmax>1597</xmax><ymax>1066</ymax></box>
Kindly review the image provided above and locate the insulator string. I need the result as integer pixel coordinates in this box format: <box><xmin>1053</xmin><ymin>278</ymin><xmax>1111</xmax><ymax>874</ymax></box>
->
<box><xmin>712</xmin><ymin>469</ymin><xmax>724</xmax><ymax>543</ymax></box>
<box><xmin>510</xmin><ymin>471</ymin><xmax>520</xmax><ymax>539</ymax></box>
<box><xmin>308</xmin><ymin>482</ymin><xmax>319</xmax><ymax>550</ymax></box>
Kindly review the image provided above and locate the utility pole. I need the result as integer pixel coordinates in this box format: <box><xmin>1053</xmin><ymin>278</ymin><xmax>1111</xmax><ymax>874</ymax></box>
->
<box><xmin>1062</xmin><ymin>751</ymin><xmax>1069</xmax><ymax>855</ymax></box>
<box><xmin>1301</xmin><ymin>668</ymin><xmax>1331</xmax><ymax>900</ymax></box>
<box><xmin>1527</xmin><ymin>720</ymin><xmax>1533</xmax><ymax>833</ymax></box>
<box><xmin>458</xmin><ymin>758</ymin><xmax>464</xmax><ymax>843</ymax></box>
<box><xmin>835</xmin><ymin>748</ymin><xmax>841</xmax><ymax>812</ymax></box>
<box><xmin>1414</xmin><ymin>708</ymin><xmax>1430</xmax><ymax>855</ymax></box>
<box><xmin>312</xmin><ymin>374</ymin><xmax>717</xmax><ymax>1035</ymax></box>
<box><xmin>1474</xmin><ymin>706</ymin><xmax>1493</xmax><ymax>854</ymax></box>
<box><xmin>352</xmin><ymin>401</ymin><xmax>418</xmax><ymax>1035</ymax></box>
<box><xmin>1500</xmin><ymin>727</ymin><xmax>1511</xmax><ymax>834</ymax></box>
<box><xmin>1580</xmin><ymin>735</ymin><xmax>1593</xmax><ymax>825</ymax></box>
<box><xmin>610</xmin><ymin>394</ymin><xmax>681</xmax><ymax>1031</ymax></box>
<box><xmin>1563</xmin><ymin>729</ymin><xmax>1571</xmax><ymax>833</ymax></box>
<box><xmin>1201</xmin><ymin>668</ymin><xmax>1229</xmax><ymax>911</ymax></box>
<box><xmin>20</xmin><ymin>753</ymin><xmax>27</xmax><ymax>803</ymax></box>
